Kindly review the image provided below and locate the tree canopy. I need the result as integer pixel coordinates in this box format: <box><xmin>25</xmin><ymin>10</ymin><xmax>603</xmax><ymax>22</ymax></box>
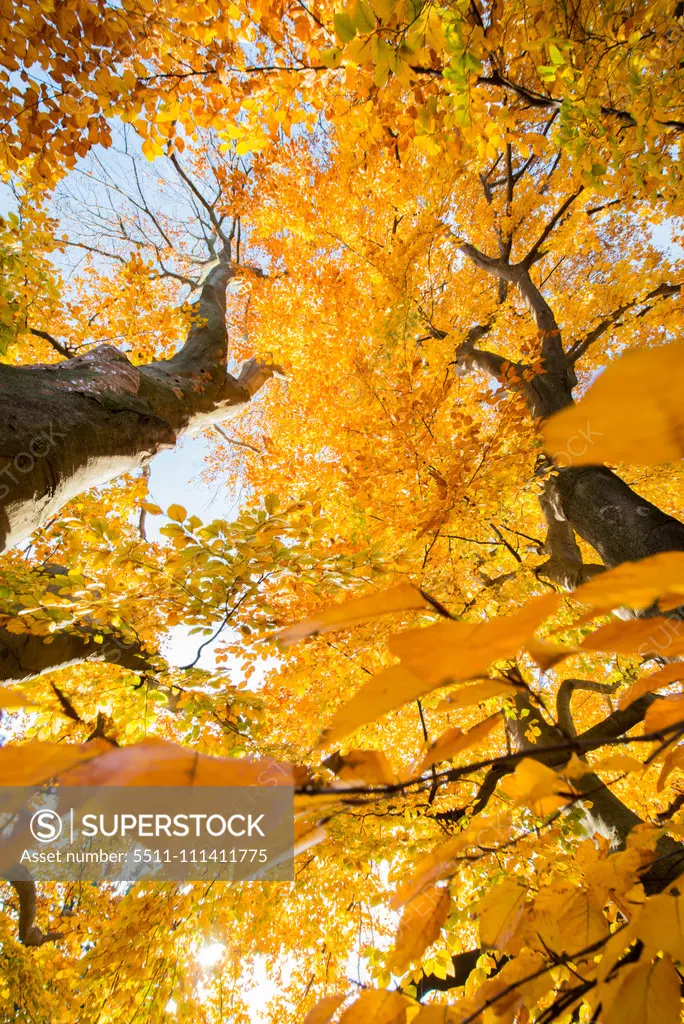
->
<box><xmin>1</xmin><ymin>0</ymin><xmax>684</xmax><ymax>1021</ymax></box>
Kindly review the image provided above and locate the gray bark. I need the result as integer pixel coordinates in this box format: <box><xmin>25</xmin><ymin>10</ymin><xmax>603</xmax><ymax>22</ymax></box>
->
<box><xmin>0</xmin><ymin>262</ymin><xmax>277</xmax><ymax>552</ymax></box>
<box><xmin>456</xmin><ymin>247</ymin><xmax>684</xmax><ymax>569</ymax></box>
<box><xmin>0</xmin><ymin>626</ymin><xmax>154</xmax><ymax>684</ymax></box>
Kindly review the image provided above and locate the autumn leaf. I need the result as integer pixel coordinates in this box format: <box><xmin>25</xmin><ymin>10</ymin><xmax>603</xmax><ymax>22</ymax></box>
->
<box><xmin>388</xmin><ymin>594</ymin><xmax>559</xmax><ymax>688</ymax></box>
<box><xmin>338</xmin><ymin>990</ymin><xmax>412</xmax><ymax>1023</ymax></box>
<box><xmin>167</xmin><ymin>503</ymin><xmax>187</xmax><ymax>522</ymax></box>
<box><xmin>636</xmin><ymin>892</ymin><xmax>684</xmax><ymax>960</ymax></box>
<box><xmin>56</xmin><ymin>740</ymin><xmax>295</xmax><ymax>787</ymax></box>
<box><xmin>436</xmin><ymin>678</ymin><xmax>518</xmax><ymax>710</ymax></box>
<box><xmin>415</xmin><ymin>712</ymin><xmax>503</xmax><ymax>774</ymax></box>
<box><xmin>0</xmin><ymin>687</ymin><xmax>35</xmax><ymax>709</ymax></box>
<box><xmin>531</xmin><ymin>883</ymin><xmax>608</xmax><ymax>956</ymax></box>
<box><xmin>544</xmin><ymin>343</ymin><xmax>684</xmax><ymax>467</ymax></box>
<box><xmin>477</xmin><ymin>879</ymin><xmax>528</xmax><ymax>952</ymax></box>
<box><xmin>644</xmin><ymin>696</ymin><xmax>684</xmax><ymax>734</ymax></box>
<box><xmin>657</xmin><ymin>745</ymin><xmax>684</xmax><ymax>791</ymax></box>
<box><xmin>500</xmin><ymin>757</ymin><xmax>572</xmax><ymax>815</ymax></box>
<box><xmin>303</xmin><ymin>995</ymin><xmax>347</xmax><ymax>1024</ymax></box>
<box><xmin>592</xmin><ymin>754</ymin><xmax>645</xmax><ymax>774</ymax></box>
<box><xmin>574</xmin><ymin>552</ymin><xmax>684</xmax><ymax>613</ymax></box>
<box><xmin>393</xmin><ymin>885</ymin><xmax>450</xmax><ymax>972</ymax></box>
<box><xmin>277</xmin><ymin>584</ymin><xmax>432</xmax><ymax>646</ymax></box>
<box><xmin>315</xmin><ymin>665</ymin><xmax>428</xmax><ymax>749</ymax></box>
<box><xmin>0</xmin><ymin>739</ymin><xmax>111</xmax><ymax>785</ymax></box>
<box><xmin>618</xmin><ymin>663</ymin><xmax>684</xmax><ymax>710</ymax></box>
<box><xmin>322</xmin><ymin>748</ymin><xmax>397</xmax><ymax>785</ymax></box>
<box><xmin>602</xmin><ymin>954</ymin><xmax>681</xmax><ymax>1024</ymax></box>
<box><xmin>390</xmin><ymin>836</ymin><xmax>466</xmax><ymax>909</ymax></box>
<box><xmin>580</xmin><ymin>617</ymin><xmax>684</xmax><ymax>658</ymax></box>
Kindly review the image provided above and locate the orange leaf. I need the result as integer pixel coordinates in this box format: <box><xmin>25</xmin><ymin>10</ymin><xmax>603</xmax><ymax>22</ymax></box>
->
<box><xmin>389</xmin><ymin>593</ymin><xmax>559</xmax><ymax>688</ymax></box>
<box><xmin>544</xmin><ymin>342</ymin><xmax>684</xmax><ymax>467</ymax></box>
<box><xmin>574</xmin><ymin>552</ymin><xmax>684</xmax><ymax>613</ymax></box>
<box><xmin>304</xmin><ymin>995</ymin><xmax>346</xmax><ymax>1024</ymax></box>
<box><xmin>644</xmin><ymin>695</ymin><xmax>684</xmax><ymax>734</ymax></box>
<box><xmin>277</xmin><ymin>583</ymin><xmax>432</xmax><ymax>646</ymax></box>
<box><xmin>618</xmin><ymin>663</ymin><xmax>684</xmax><ymax>710</ymax></box>
<box><xmin>415</xmin><ymin>712</ymin><xmax>503</xmax><ymax>774</ymax></box>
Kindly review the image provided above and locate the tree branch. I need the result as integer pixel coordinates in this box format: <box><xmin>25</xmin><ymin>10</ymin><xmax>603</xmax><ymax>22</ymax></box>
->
<box><xmin>4</xmin><ymin>865</ymin><xmax>62</xmax><ymax>946</ymax></box>
<box><xmin>521</xmin><ymin>188</ymin><xmax>584</xmax><ymax>268</ymax></box>
<box><xmin>556</xmin><ymin>679</ymin><xmax>620</xmax><ymax>738</ymax></box>
<box><xmin>28</xmin><ymin>328</ymin><xmax>74</xmax><ymax>360</ymax></box>
<box><xmin>566</xmin><ymin>282</ymin><xmax>682</xmax><ymax>364</ymax></box>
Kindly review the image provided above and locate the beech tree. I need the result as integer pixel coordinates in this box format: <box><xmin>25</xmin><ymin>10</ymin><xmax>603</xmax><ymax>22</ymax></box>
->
<box><xmin>1</xmin><ymin>0</ymin><xmax>684</xmax><ymax>1022</ymax></box>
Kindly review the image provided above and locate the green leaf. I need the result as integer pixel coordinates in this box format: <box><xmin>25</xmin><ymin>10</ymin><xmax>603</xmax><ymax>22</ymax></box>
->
<box><xmin>463</xmin><ymin>51</ymin><xmax>483</xmax><ymax>73</ymax></box>
<box><xmin>353</xmin><ymin>0</ymin><xmax>375</xmax><ymax>33</ymax></box>
<box><xmin>334</xmin><ymin>11</ymin><xmax>357</xmax><ymax>43</ymax></box>
<box><xmin>321</xmin><ymin>46</ymin><xmax>344</xmax><ymax>68</ymax></box>
<box><xmin>549</xmin><ymin>43</ymin><xmax>564</xmax><ymax>65</ymax></box>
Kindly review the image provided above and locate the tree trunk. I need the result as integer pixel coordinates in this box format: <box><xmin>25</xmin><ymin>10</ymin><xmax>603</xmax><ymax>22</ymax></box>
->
<box><xmin>456</xmin><ymin>253</ymin><xmax>684</xmax><ymax>569</ymax></box>
<box><xmin>0</xmin><ymin>263</ymin><xmax>276</xmax><ymax>553</ymax></box>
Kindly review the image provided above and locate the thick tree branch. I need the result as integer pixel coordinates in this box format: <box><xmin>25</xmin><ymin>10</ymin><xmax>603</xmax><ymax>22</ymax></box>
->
<box><xmin>0</xmin><ymin>625</ymin><xmax>155</xmax><ymax>684</ymax></box>
<box><xmin>535</xmin><ymin>474</ymin><xmax>603</xmax><ymax>588</ymax></box>
<box><xmin>28</xmin><ymin>328</ymin><xmax>74</xmax><ymax>361</ymax></box>
<box><xmin>556</xmin><ymin>679</ymin><xmax>620</xmax><ymax>738</ymax></box>
<box><xmin>4</xmin><ymin>866</ymin><xmax>62</xmax><ymax>947</ymax></box>
<box><xmin>521</xmin><ymin>188</ymin><xmax>584</xmax><ymax>268</ymax></box>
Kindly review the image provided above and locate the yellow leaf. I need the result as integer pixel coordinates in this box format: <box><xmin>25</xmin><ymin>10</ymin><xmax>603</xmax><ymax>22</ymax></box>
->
<box><xmin>500</xmin><ymin>757</ymin><xmax>571</xmax><ymax>815</ymax></box>
<box><xmin>543</xmin><ymin>342</ymin><xmax>684</xmax><ymax>466</ymax></box>
<box><xmin>644</xmin><ymin>695</ymin><xmax>684</xmax><ymax>733</ymax></box>
<box><xmin>436</xmin><ymin>678</ymin><xmax>518</xmax><ymax>710</ymax></box>
<box><xmin>575</xmin><ymin>552</ymin><xmax>684</xmax><ymax>613</ymax></box>
<box><xmin>657</xmin><ymin>744</ymin><xmax>684</xmax><ymax>790</ymax></box>
<box><xmin>618</xmin><ymin>664</ymin><xmax>684</xmax><ymax>709</ymax></box>
<box><xmin>57</xmin><ymin>739</ymin><xmax>294</xmax><ymax>787</ymax></box>
<box><xmin>532</xmin><ymin>883</ymin><xmax>608</xmax><ymax>956</ymax></box>
<box><xmin>592</xmin><ymin>754</ymin><xmax>645</xmax><ymax>774</ymax></box>
<box><xmin>141</xmin><ymin>502</ymin><xmax>163</xmax><ymax>515</ymax></box>
<box><xmin>324</xmin><ymin>749</ymin><xmax>397</xmax><ymax>785</ymax></box>
<box><xmin>415</xmin><ymin>712</ymin><xmax>503</xmax><ymax>774</ymax></box>
<box><xmin>393</xmin><ymin>885</ymin><xmax>450</xmax><ymax>972</ymax></box>
<box><xmin>294</xmin><ymin>822</ymin><xmax>328</xmax><ymax>857</ymax></box>
<box><xmin>0</xmin><ymin>739</ymin><xmax>111</xmax><ymax>785</ymax></box>
<box><xmin>478</xmin><ymin>879</ymin><xmax>528</xmax><ymax>952</ymax></box>
<box><xmin>316</xmin><ymin>665</ymin><xmax>427</xmax><ymax>749</ymax></box>
<box><xmin>141</xmin><ymin>137</ymin><xmax>162</xmax><ymax>161</ymax></box>
<box><xmin>526</xmin><ymin>637</ymin><xmax>579</xmax><ymax>671</ymax></box>
<box><xmin>391</xmin><ymin>836</ymin><xmax>465</xmax><ymax>909</ymax></box>
<box><xmin>410</xmin><ymin>1009</ymin><xmax>464</xmax><ymax>1023</ymax></box>
<box><xmin>167</xmin><ymin>503</ymin><xmax>187</xmax><ymax>522</ymax></box>
<box><xmin>581</xmin><ymin>617</ymin><xmax>684</xmax><ymax>659</ymax></box>
<box><xmin>278</xmin><ymin>583</ymin><xmax>432</xmax><ymax>647</ymax></box>
<box><xmin>603</xmin><ymin>954</ymin><xmax>681</xmax><ymax>1024</ymax></box>
<box><xmin>0</xmin><ymin>687</ymin><xmax>35</xmax><ymax>709</ymax></box>
<box><xmin>388</xmin><ymin>593</ymin><xmax>558</xmax><ymax>689</ymax></box>
<box><xmin>338</xmin><ymin>990</ymin><xmax>412</xmax><ymax>1024</ymax></box>
<box><xmin>636</xmin><ymin>892</ymin><xmax>684</xmax><ymax>960</ymax></box>
<box><xmin>304</xmin><ymin>995</ymin><xmax>346</xmax><ymax>1024</ymax></box>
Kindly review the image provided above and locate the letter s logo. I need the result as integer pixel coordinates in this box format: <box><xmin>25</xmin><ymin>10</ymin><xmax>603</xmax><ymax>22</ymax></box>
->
<box><xmin>30</xmin><ymin>809</ymin><xmax>62</xmax><ymax>843</ymax></box>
